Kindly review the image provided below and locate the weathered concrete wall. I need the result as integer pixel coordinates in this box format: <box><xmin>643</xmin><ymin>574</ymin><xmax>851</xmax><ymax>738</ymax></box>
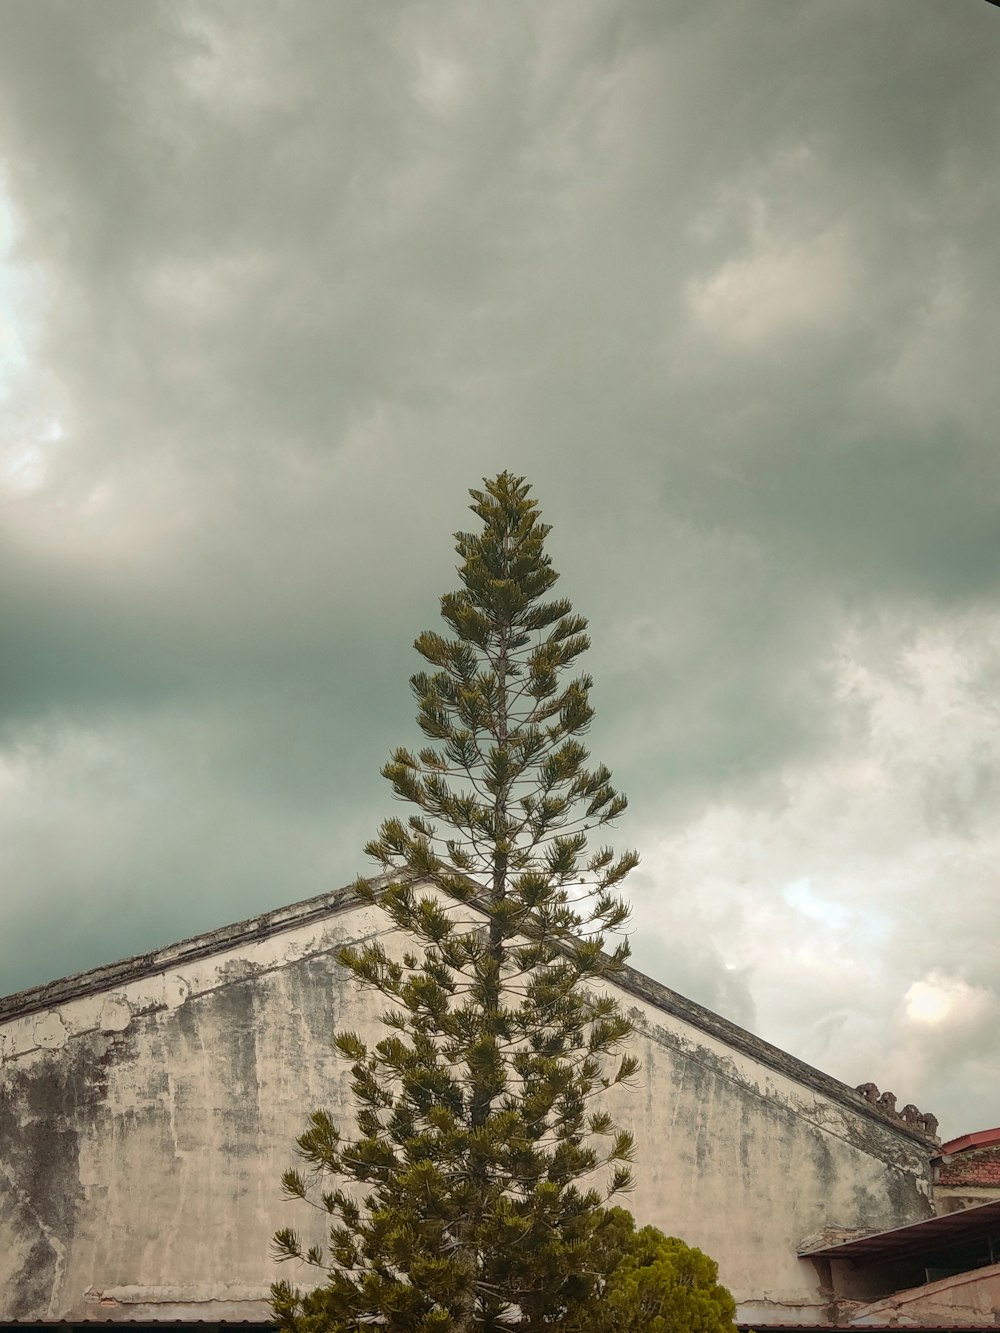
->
<box><xmin>0</xmin><ymin>887</ymin><xmax>935</xmax><ymax>1325</ymax></box>
<box><xmin>608</xmin><ymin>983</ymin><xmax>933</xmax><ymax>1325</ymax></box>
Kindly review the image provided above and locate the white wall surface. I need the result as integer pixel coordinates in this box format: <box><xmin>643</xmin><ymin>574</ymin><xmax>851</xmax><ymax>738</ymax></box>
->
<box><xmin>0</xmin><ymin>889</ymin><xmax>935</xmax><ymax>1324</ymax></box>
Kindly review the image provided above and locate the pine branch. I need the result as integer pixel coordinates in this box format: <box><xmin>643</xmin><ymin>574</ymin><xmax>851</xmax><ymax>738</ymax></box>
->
<box><xmin>274</xmin><ymin>473</ymin><xmax>641</xmax><ymax>1333</ymax></box>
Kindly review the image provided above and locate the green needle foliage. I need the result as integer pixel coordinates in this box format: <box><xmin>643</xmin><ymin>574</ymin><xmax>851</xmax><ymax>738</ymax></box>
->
<box><xmin>272</xmin><ymin>472</ymin><xmax>641</xmax><ymax>1332</ymax></box>
<box><xmin>567</xmin><ymin>1210</ymin><xmax>737</xmax><ymax>1333</ymax></box>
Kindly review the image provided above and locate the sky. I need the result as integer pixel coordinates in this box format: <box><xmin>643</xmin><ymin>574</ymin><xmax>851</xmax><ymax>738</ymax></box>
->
<box><xmin>1</xmin><ymin>0</ymin><xmax>999</xmax><ymax>1140</ymax></box>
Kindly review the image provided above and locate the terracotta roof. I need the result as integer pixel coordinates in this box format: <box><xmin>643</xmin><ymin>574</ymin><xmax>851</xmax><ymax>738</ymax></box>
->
<box><xmin>937</xmin><ymin>1126</ymin><xmax>1000</xmax><ymax>1157</ymax></box>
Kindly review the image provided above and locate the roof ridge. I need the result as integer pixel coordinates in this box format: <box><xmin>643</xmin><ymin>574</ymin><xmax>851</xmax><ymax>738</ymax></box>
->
<box><xmin>0</xmin><ymin>879</ymin><xmax>936</xmax><ymax>1148</ymax></box>
<box><xmin>0</xmin><ymin>882</ymin><xmax>367</xmax><ymax>1024</ymax></box>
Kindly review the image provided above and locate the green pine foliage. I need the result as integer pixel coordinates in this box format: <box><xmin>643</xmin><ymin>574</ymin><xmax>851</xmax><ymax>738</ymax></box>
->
<box><xmin>566</xmin><ymin>1210</ymin><xmax>737</xmax><ymax>1333</ymax></box>
<box><xmin>272</xmin><ymin>472</ymin><xmax>641</xmax><ymax>1332</ymax></box>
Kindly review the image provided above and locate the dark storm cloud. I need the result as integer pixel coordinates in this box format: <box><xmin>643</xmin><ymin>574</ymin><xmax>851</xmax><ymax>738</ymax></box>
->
<box><xmin>1</xmin><ymin>0</ymin><xmax>999</xmax><ymax>1132</ymax></box>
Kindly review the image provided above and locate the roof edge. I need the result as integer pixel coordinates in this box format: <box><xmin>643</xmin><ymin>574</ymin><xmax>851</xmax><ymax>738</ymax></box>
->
<box><xmin>798</xmin><ymin>1197</ymin><xmax>1000</xmax><ymax>1258</ymax></box>
<box><xmin>0</xmin><ymin>880</ymin><xmax>373</xmax><ymax>1024</ymax></box>
<box><xmin>612</xmin><ymin>964</ymin><xmax>937</xmax><ymax>1148</ymax></box>
<box><xmin>0</xmin><ymin>879</ymin><xmax>937</xmax><ymax>1147</ymax></box>
<box><xmin>937</xmin><ymin>1126</ymin><xmax>1000</xmax><ymax>1157</ymax></box>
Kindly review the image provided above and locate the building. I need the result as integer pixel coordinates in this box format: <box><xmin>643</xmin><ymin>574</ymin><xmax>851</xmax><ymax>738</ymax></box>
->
<box><xmin>1</xmin><ymin>883</ymin><xmax>997</xmax><ymax>1328</ymax></box>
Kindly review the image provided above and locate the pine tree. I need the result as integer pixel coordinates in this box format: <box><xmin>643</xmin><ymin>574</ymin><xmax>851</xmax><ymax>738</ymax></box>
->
<box><xmin>272</xmin><ymin>471</ymin><xmax>640</xmax><ymax>1332</ymax></box>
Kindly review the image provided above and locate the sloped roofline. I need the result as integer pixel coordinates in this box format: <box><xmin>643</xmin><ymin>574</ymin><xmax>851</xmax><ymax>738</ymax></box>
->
<box><xmin>0</xmin><ymin>881</ymin><xmax>367</xmax><ymax>1024</ymax></box>
<box><xmin>798</xmin><ymin>1197</ymin><xmax>1000</xmax><ymax>1260</ymax></box>
<box><xmin>937</xmin><ymin>1126</ymin><xmax>1000</xmax><ymax>1157</ymax></box>
<box><xmin>0</xmin><ymin>879</ymin><xmax>936</xmax><ymax>1148</ymax></box>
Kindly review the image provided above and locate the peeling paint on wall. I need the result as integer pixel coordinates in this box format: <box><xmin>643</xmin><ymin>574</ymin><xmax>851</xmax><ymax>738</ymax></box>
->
<box><xmin>0</xmin><ymin>885</ymin><xmax>938</xmax><ymax>1325</ymax></box>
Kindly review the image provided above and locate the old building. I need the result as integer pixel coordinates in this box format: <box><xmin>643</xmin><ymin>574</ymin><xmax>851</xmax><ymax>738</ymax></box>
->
<box><xmin>933</xmin><ymin>1128</ymin><xmax>1000</xmax><ymax>1215</ymax></box>
<box><xmin>0</xmin><ymin>883</ymin><xmax>995</xmax><ymax>1328</ymax></box>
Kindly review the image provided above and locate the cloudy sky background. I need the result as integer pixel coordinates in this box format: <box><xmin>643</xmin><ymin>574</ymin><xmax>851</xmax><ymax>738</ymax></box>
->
<box><xmin>2</xmin><ymin>0</ymin><xmax>1000</xmax><ymax>1137</ymax></box>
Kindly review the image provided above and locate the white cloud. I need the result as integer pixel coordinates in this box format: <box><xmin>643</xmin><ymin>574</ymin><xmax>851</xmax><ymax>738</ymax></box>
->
<box><xmin>632</xmin><ymin>605</ymin><xmax>1000</xmax><ymax>1134</ymax></box>
<box><xmin>176</xmin><ymin>8</ymin><xmax>297</xmax><ymax>117</ymax></box>
<box><xmin>0</xmin><ymin>170</ymin><xmax>47</xmax><ymax>397</ymax></box>
<box><xmin>143</xmin><ymin>252</ymin><xmax>271</xmax><ymax>324</ymax></box>
<box><xmin>687</xmin><ymin>226</ymin><xmax>853</xmax><ymax>348</ymax></box>
<box><xmin>411</xmin><ymin>46</ymin><xmax>469</xmax><ymax>117</ymax></box>
<box><xmin>1</xmin><ymin>0</ymin><xmax>999</xmax><ymax>1142</ymax></box>
<box><xmin>0</xmin><ymin>417</ymin><xmax>63</xmax><ymax>495</ymax></box>
<box><xmin>903</xmin><ymin>972</ymin><xmax>998</xmax><ymax>1030</ymax></box>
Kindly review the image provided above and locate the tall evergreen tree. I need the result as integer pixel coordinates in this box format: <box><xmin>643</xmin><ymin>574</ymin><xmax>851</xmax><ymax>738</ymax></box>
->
<box><xmin>272</xmin><ymin>472</ymin><xmax>640</xmax><ymax>1332</ymax></box>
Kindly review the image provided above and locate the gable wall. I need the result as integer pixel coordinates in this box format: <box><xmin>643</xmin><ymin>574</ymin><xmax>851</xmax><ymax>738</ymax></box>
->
<box><xmin>0</xmin><ymin>894</ymin><xmax>934</xmax><ymax>1325</ymax></box>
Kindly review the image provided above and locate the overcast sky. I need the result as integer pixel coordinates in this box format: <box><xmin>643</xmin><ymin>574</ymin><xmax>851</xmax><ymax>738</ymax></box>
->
<box><xmin>2</xmin><ymin>0</ymin><xmax>999</xmax><ymax>1139</ymax></box>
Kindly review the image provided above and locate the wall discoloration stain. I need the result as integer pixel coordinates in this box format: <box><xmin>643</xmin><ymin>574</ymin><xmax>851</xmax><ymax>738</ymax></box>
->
<box><xmin>99</xmin><ymin>998</ymin><xmax>132</xmax><ymax>1033</ymax></box>
<box><xmin>0</xmin><ymin>885</ymin><xmax>938</xmax><ymax>1325</ymax></box>
<box><xmin>32</xmin><ymin>1011</ymin><xmax>68</xmax><ymax>1050</ymax></box>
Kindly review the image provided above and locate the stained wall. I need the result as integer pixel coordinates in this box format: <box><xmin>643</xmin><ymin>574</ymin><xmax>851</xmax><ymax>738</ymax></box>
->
<box><xmin>0</xmin><ymin>888</ymin><xmax>936</xmax><ymax>1325</ymax></box>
